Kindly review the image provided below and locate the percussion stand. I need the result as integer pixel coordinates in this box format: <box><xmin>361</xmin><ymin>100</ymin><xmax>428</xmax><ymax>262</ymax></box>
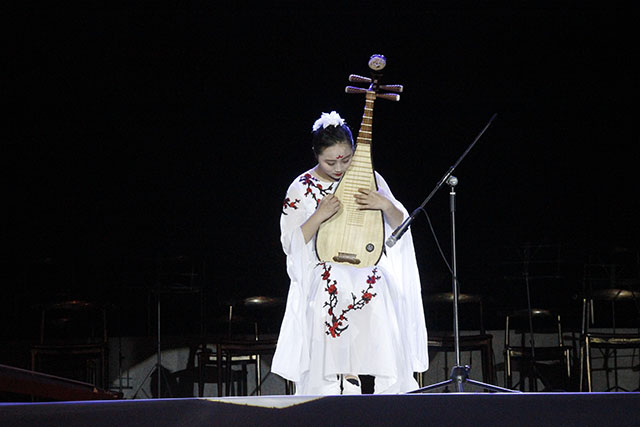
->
<box><xmin>133</xmin><ymin>257</ymin><xmax>184</xmax><ymax>399</ymax></box>
<box><xmin>132</xmin><ymin>289</ymin><xmax>173</xmax><ymax>399</ymax></box>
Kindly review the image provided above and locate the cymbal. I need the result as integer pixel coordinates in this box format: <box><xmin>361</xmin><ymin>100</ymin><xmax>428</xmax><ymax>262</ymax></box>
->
<box><xmin>588</xmin><ymin>288</ymin><xmax>639</xmax><ymax>301</ymax></box>
<box><xmin>509</xmin><ymin>308</ymin><xmax>555</xmax><ymax>318</ymax></box>
<box><xmin>31</xmin><ymin>300</ymin><xmax>99</xmax><ymax>311</ymax></box>
<box><xmin>242</xmin><ymin>296</ymin><xmax>285</xmax><ymax>308</ymax></box>
<box><xmin>502</xmin><ymin>275</ymin><xmax>564</xmax><ymax>281</ymax></box>
<box><xmin>426</xmin><ymin>292</ymin><xmax>482</xmax><ymax>304</ymax></box>
<box><xmin>615</xmin><ymin>278</ymin><xmax>640</xmax><ymax>286</ymax></box>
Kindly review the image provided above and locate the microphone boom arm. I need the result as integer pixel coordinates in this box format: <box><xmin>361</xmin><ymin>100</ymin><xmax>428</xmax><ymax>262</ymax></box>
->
<box><xmin>386</xmin><ymin>113</ymin><xmax>497</xmax><ymax>247</ymax></box>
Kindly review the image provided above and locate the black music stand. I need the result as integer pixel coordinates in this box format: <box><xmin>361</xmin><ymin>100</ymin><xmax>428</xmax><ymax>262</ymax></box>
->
<box><xmin>503</xmin><ymin>243</ymin><xmax>564</xmax><ymax>391</ymax></box>
<box><xmin>132</xmin><ymin>256</ymin><xmax>204</xmax><ymax>399</ymax></box>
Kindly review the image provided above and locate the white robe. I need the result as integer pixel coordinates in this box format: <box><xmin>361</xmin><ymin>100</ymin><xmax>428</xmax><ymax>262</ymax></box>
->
<box><xmin>272</xmin><ymin>169</ymin><xmax>428</xmax><ymax>395</ymax></box>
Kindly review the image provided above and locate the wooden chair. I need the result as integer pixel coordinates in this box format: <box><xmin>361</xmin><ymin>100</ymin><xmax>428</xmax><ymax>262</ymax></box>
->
<box><xmin>196</xmin><ymin>344</ymin><xmax>259</xmax><ymax>397</ymax></box>
<box><xmin>30</xmin><ymin>300</ymin><xmax>108</xmax><ymax>389</ymax></box>
<box><xmin>504</xmin><ymin>308</ymin><xmax>571</xmax><ymax>391</ymax></box>
<box><xmin>425</xmin><ymin>292</ymin><xmax>495</xmax><ymax>385</ymax></box>
<box><xmin>579</xmin><ymin>288</ymin><xmax>640</xmax><ymax>391</ymax></box>
<box><xmin>197</xmin><ymin>296</ymin><xmax>287</xmax><ymax>396</ymax></box>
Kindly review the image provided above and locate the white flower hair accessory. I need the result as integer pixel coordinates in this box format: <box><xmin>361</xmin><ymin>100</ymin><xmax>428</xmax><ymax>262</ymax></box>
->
<box><xmin>312</xmin><ymin>111</ymin><xmax>345</xmax><ymax>132</ymax></box>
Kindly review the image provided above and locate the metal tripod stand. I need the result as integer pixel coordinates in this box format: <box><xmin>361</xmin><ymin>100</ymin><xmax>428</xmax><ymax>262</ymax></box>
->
<box><xmin>131</xmin><ymin>255</ymin><xmax>202</xmax><ymax>399</ymax></box>
<box><xmin>132</xmin><ymin>289</ymin><xmax>173</xmax><ymax>398</ymax></box>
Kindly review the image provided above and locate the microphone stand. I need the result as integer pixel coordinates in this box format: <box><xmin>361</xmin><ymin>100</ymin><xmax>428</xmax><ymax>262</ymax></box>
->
<box><xmin>410</xmin><ymin>177</ymin><xmax>514</xmax><ymax>393</ymax></box>
<box><xmin>387</xmin><ymin>114</ymin><xmax>497</xmax><ymax>247</ymax></box>
<box><xmin>401</xmin><ymin>113</ymin><xmax>517</xmax><ymax>393</ymax></box>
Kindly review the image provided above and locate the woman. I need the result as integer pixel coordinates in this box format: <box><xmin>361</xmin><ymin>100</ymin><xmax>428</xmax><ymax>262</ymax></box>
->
<box><xmin>272</xmin><ymin>111</ymin><xmax>428</xmax><ymax>395</ymax></box>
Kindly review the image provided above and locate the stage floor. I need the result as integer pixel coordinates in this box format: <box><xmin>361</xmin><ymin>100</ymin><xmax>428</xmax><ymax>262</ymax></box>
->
<box><xmin>1</xmin><ymin>392</ymin><xmax>639</xmax><ymax>426</ymax></box>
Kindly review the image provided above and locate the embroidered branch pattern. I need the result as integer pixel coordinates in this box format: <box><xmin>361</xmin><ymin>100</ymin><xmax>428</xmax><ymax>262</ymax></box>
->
<box><xmin>319</xmin><ymin>262</ymin><xmax>380</xmax><ymax>338</ymax></box>
<box><xmin>282</xmin><ymin>197</ymin><xmax>300</xmax><ymax>215</ymax></box>
<box><xmin>300</xmin><ymin>173</ymin><xmax>334</xmax><ymax>208</ymax></box>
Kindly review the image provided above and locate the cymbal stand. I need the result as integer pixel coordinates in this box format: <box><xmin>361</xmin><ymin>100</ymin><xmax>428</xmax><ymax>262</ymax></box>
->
<box><xmin>132</xmin><ymin>282</ymin><xmax>173</xmax><ymax>399</ymax></box>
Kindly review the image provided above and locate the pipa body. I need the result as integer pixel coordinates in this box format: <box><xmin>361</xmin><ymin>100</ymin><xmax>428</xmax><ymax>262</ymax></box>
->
<box><xmin>315</xmin><ymin>91</ymin><xmax>385</xmax><ymax>267</ymax></box>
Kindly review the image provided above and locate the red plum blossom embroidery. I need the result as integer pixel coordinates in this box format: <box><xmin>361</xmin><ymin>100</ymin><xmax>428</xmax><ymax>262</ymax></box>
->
<box><xmin>299</xmin><ymin>173</ymin><xmax>334</xmax><ymax>208</ymax></box>
<box><xmin>282</xmin><ymin>197</ymin><xmax>300</xmax><ymax>215</ymax></box>
<box><xmin>320</xmin><ymin>263</ymin><xmax>379</xmax><ymax>338</ymax></box>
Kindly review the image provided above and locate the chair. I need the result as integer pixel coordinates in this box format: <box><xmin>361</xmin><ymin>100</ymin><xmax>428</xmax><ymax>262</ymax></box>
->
<box><xmin>196</xmin><ymin>343</ymin><xmax>262</xmax><ymax>397</ymax></box>
<box><xmin>30</xmin><ymin>300</ymin><xmax>108</xmax><ymax>389</ymax></box>
<box><xmin>425</xmin><ymin>292</ymin><xmax>495</xmax><ymax>385</ymax></box>
<box><xmin>504</xmin><ymin>308</ymin><xmax>571</xmax><ymax>391</ymax></box>
<box><xmin>579</xmin><ymin>288</ymin><xmax>640</xmax><ymax>391</ymax></box>
<box><xmin>197</xmin><ymin>296</ymin><xmax>288</xmax><ymax>396</ymax></box>
<box><xmin>215</xmin><ymin>338</ymin><xmax>280</xmax><ymax>396</ymax></box>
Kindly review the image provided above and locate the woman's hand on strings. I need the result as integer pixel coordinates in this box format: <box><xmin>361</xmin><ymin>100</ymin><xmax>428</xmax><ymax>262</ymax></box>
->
<box><xmin>315</xmin><ymin>194</ymin><xmax>341</xmax><ymax>222</ymax></box>
<box><xmin>301</xmin><ymin>194</ymin><xmax>341</xmax><ymax>243</ymax></box>
<box><xmin>355</xmin><ymin>188</ymin><xmax>404</xmax><ymax>229</ymax></box>
<box><xmin>354</xmin><ymin>188</ymin><xmax>392</xmax><ymax>211</ymax></box>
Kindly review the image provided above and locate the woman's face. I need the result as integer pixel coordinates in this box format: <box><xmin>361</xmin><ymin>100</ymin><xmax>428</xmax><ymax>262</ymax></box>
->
<box><xmin>315</xmin><ymin>142</ymin><xmax>354</xmax><ymax>181</ymax></box>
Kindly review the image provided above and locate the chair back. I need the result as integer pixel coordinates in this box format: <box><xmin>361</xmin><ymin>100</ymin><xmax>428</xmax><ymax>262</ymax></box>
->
<box><xmin>582</xmin><ymin>288</ymin><xmax>640</xmax><ymax>334</ymax></box>
<box><xmin>425</xmin><ymin>292</ymin><xmax>486</xmax><ymax>335</ymax></box>
<box><xmin>39</xmin><ymin>300</ymin><xmax>106</xmax><ymax>345</ymax></box>
<box><xmin>505</xmin><ymin>308</ymin><xmax>563</xmax><ymax>348</ymax></box>
<box><xmin>225</xmin><ymin>296</ymin><xmax>286</xmax><ymax>339</ymax></box>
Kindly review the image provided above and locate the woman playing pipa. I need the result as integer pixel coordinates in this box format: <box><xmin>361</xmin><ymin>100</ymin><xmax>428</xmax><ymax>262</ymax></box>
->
<box><xmin>272</xmin><ymin>55</ymin><xmax>428</xmax><ymax>395</ymax></box>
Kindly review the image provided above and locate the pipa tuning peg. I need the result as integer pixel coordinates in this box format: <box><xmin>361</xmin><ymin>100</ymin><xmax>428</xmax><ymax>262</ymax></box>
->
<box><xmin>377</xmin><ymin>93</ymin><xmax>400</xmax><ymax>102</ymax></box>
<box><xmin>379</xmin><ymin>84</ymin><xmax>403</xmax><ymax>93</ymax></box>
<box><xmin>349</xmin><ymin>74</ymin><xmax>372</xmax><ymax>84</ymax></box>
<box><xmin>345</xmin><ymin>86</ymin><xmax>369</xmax><ymax>95</ymax></box>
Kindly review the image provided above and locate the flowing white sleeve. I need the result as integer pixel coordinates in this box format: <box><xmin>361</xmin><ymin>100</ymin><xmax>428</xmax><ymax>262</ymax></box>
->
<box><xmin>376</xmin><ymin>173</ymin><xmax>429</xmax><ymax>372</ymax></box>
<box><xmin>272</xmin><ymin>180</ymin><xmax>315</xmax><ymax>381</ymax></box>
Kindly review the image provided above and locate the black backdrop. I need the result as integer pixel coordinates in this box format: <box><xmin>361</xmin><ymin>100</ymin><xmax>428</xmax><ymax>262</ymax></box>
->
<box><xmin>4</xmin><ymin>3</ymin><xmax>638</xmax><ymax>341</ymax></box>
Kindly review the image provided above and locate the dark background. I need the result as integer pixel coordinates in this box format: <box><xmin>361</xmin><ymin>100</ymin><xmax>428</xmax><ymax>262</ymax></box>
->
<box><xmin>3</xmin><ymin>2</ymin><xmax>638</xmax><ymax>346</ymax></box>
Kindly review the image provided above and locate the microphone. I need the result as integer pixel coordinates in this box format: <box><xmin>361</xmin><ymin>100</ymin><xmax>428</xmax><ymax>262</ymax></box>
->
<box><xmin>386</xmin><ymin>208</ymin><xmax>420</xmax><ymax>248</ymax></box>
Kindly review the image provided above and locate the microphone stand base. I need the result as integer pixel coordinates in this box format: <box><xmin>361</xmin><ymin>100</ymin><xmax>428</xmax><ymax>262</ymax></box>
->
<box><xmin>408</xmin><ymin>365</ymin><xmax>519</xmax><ymax>394</ymax></box>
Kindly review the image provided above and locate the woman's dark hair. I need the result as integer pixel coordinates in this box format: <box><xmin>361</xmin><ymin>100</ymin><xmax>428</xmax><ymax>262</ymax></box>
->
<box><xmin>311</xmin><ymin>124</ymin><xmax>355</xmax><ymax>156</ymax></box>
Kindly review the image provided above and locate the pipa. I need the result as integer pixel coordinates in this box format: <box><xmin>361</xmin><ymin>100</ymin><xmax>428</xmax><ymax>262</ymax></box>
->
<box><xmin>315</xmin><ymin>54</ymin><xmax>403</xmax><ymax>267</ymax></box>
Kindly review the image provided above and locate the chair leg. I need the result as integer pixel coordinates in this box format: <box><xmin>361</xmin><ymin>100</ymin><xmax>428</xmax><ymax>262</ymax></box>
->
<box><xmin>488</xmin><ymin>347</ymin><xmax>495</xmax><ymax>384</ymax></box>
<box><xmin>197</xmin><ymin>353</ymin><xmax>205</xmax><ymax>397</ymax></box>
<box><xmin>255</xmin><ymin>354</ymin><xmax>262</xmax><ymax>396</ymax></box>
<box><xmin>480</xmin><ymin>347</ymin><xmax>488</xmax><ymax>383</ymax></box>
<box><xmin>31</xmin><ymin>350</ymin><xmax>37</xmax><ymax>373</ymax></box>
<box><xmin>504</xmin><ymin>352</ymin><xmax>508</xmax><ymax>389</ymax></box>
<box><xmin>611</xmin><ymin>348</ymin><xmax>621</xmax><ymax>391</ymax></box>
<box><xmin>528</xmin><ymin>363</ymin><xmax>536</xmax><ymax>392</ymax></box>
<box><xmin>285</xmin><ymin>380</ymin><xmax>295</xmax><ymax>395</ymax></box>
<box><xmin>101</xmin><ymin>349</ymin><xmax>106</xmax><ymax>389</ymax></box>
<box><xmin>579</xmin><ymin>342</ymin><xmax>584</xmax><ymax>391</ymax></box>
<box><xmin>414</xmin><ymin>371</ymin><xmax>423</xmax><ymax>388</ymax></box>
<box><xmin>226</xmin><ymin>359</ymin><xmax>232</xmax><ymax>396</ymax></box>
<box><xmin>505</xmin><ymin>351</ymin><xmax>512</xmax><ymax>389</ymax></box>
<box><xmin>217</xmin><ymin>345</ymin><xmax>223</xmax><ymax>397</ymax></box>
<box><xmin>564</xmin><ymin>349</ymin><xmax>571</xmax><ymax>391</ymax></box>
<box><xmin>585</xmin><ymin>339</ymin><xmax>592</xmax><ymax>392</ymax></box>
<box><xmin>481</xmin><ymin>341</ymin><xmax>495</xmax><ymax>384</ymax></box>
